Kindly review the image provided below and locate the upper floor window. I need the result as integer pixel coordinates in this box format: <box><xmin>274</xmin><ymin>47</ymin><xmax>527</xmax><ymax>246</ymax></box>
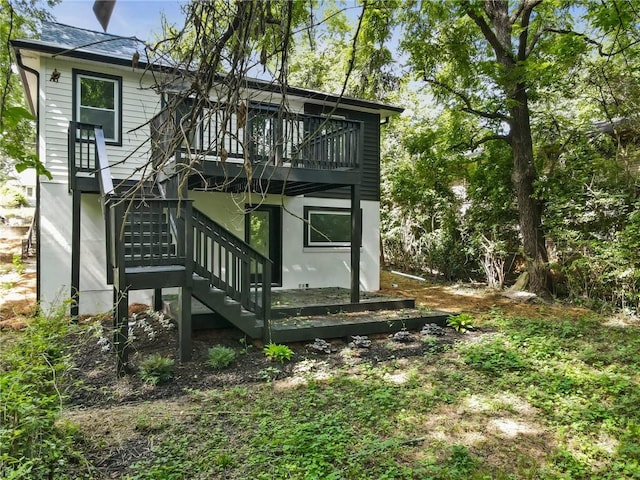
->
<box><xmin>73</xmin><ymin>70</ymin><xmax>122</xmax><ymax>144</ymax></box>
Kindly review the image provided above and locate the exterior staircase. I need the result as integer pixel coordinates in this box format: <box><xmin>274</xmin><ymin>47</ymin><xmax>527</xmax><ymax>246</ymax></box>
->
<box><xmin>67</xmin><ymin>121</ymin><xmax>439</xmax><ymax>375</ymax></box>
<box><xmin>69</xmin><ymin>122</ymin><xmax>272</xmax><ymax>374</ymax></box>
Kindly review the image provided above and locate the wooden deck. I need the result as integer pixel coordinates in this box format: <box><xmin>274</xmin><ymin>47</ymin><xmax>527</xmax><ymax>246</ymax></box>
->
<box><xmin>165</xmin><ymin>287</ymin><xmax>450</xmax><ymax>343</ymax></box>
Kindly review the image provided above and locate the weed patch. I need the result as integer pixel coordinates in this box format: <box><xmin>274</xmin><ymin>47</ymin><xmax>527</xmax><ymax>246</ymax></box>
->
<box><xmin>0</xmin><ymin>306</ymin><xmax>88</xmax><ymax>479</ymax></box>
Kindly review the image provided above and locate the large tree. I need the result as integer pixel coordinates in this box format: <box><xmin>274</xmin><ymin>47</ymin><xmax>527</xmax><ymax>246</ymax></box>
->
<box><xmin>398</xmin><ymin>0</ymin><xmax>639</xmax><ymax>295</ymax></box>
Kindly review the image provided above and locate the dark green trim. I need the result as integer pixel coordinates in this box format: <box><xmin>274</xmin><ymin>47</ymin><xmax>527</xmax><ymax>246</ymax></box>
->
<box><xmin>350</xmin><ymin>184</ymin><xmax>361</xmax><ymax>303</ymax></box>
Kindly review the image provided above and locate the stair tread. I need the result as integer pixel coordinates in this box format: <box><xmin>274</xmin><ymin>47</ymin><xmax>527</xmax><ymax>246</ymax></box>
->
<box><xmin>125</xmin><ymin>265</ymin><xmax>186</xmax><ymax>274</ymax></box>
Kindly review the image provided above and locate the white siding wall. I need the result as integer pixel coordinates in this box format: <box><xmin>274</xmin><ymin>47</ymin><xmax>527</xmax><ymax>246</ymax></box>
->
<box><xmin>40</xmin><ymin>57</ymin><xmax>162</xmax><ymax>183</ymax></box>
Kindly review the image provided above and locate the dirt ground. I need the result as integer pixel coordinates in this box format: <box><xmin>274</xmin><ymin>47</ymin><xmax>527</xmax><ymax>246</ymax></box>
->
<box><xmin>0</xmin><ymin>237</ymin><xmax>37</xmax><ymax>329</ymax></box>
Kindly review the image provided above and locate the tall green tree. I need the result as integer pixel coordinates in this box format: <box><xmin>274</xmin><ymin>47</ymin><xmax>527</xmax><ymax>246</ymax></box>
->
<box><xmin>0</xmin><ymin>0</ymin><xmax>56</xmax><ymax>180</ymax></box>
<box><xmin>398</xmin><ymin>0</ymin><xmax>639</xmax><ymax>295</ymax></box>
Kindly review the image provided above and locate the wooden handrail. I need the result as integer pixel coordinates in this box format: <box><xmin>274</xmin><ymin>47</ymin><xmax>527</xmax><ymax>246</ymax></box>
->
<box><xmin>21</xmin><ymin>205</ymin><xmax>37</xmax><ymax>259</ymax></box>
<box><xmin>191</xmin><ymin>207</ymin><xmax>272</xmax><ymax>322</ymax></box>
<box><xmin>94</xmin><ymin>128</ymin><xmax>114</xmax><ymax>196</ymax></box>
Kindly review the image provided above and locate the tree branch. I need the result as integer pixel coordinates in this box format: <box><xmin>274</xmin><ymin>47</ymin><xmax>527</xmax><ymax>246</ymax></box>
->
<box><xmin>471</xmin><ymin>133</ymin><xmax>511</xmax><ymax>149</ymax></box>
<box><xmin>451</xmin><ymin>133</ymin><xmax>510</xmax><ymax>152</ymax></box>
<box><xmin>427</xmin><ymin>78</ymin><xmax>511</xmax><ymax>122</ymax></box>
<box><xmin>509</xmin><ymin>0</ymin><xmax>527</xmax><ymax>24</ymax></box>
<box><xmin>1</xmin><ymin>4</ymin><xmax>16</xmax><ymax>131</ymax></box>
<box><xmin>527</xmin><ymin>27</ymin><xmax>640</xmax><ymax>58</ymax></box>
<box><xmin>517</xmin><ymin>0</ymin><xmax>543</xmax><ymax>61</ymax></box>
<box><xmin>465</xmin><ymin>3</ymin><xmax>515</xmax><ymax>64</ymax></box>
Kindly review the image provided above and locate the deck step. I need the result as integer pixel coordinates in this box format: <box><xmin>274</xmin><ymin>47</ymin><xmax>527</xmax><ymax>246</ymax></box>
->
<box><xmin>191</xmin><ymin>276</ymin><xmax>263</xmax><ymax>338</ymax></box>
<box><xmin>267</xmin><ymin>309</ymin><xmax>450</xmax><ymax>343</ymax></box>
<box><xmin>124</xmin><ymin>243</ymin><xmax>176</xmax><ymax>257</ymax></box>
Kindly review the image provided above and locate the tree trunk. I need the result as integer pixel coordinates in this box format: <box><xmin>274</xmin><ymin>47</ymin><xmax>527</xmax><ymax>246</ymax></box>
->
<box><xmin>466</xmin><ymin>0</ymin><xmax>551</xmax><ymax>295</ymax></box>
<box><xmin>509</xmin><ymin>84</ymin><xmax>551</xmax><ymax>295</ymax></box>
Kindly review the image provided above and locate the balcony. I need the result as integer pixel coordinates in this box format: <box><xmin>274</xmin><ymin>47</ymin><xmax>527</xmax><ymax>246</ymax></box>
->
<box><xmin>180</xmin><ymin>106</ymin><xmax>365</xmax><ymax>194</ymax></box>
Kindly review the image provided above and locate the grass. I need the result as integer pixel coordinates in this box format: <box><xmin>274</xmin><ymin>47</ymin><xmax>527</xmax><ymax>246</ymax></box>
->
<box><xmin>3</xmin><ymin>306</ymin><xmax>640</xmax><ymax>479</ymax></box>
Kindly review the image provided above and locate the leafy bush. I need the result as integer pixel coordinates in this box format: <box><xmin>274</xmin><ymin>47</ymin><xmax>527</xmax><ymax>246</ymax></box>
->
<box><xmin>139</xmin><ymin>354</ymin><xmax>175</xmax><ymax>385</ymax></box>
<box><xmin>447</xmin><ymin>313</ymin><xmax>474</xmax><ymax>333</ymax></box>
<box><xmin>207</xmin><ymin>345</ymin><xmax>236</xmax><ymax>370</ymax></box>
<box><xmin>0</xmin><ymin>185</ymin><xmax>29</xmax><ymax>208</ymax></box>
<box><xmin>263</xmin><ymin>343</ymin><xmax>294</xmax><ymax>363</ymax></box>
<box><xmin>12</xmin><ymin>254</ymin><xmax>25</xmax><ymax>274</ymax></box>
<box><xmin>542</xmin><ymin>144</ymin><xmax>640</xmax><ymax>312</ymax></box>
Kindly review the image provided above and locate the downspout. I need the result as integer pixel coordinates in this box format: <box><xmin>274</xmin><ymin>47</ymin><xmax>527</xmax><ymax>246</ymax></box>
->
<box><xmin>13</xmin><ymin>48</ymin><xmax>41</xmax><ymax>304</ymax></box>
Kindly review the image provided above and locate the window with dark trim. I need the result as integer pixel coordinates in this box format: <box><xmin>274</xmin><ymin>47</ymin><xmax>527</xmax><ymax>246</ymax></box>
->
<box><xmin>303</xmin><ymin>206</ymin><xmax>361</xmax><ymax>247</ymax></box>
<box><xmin>73</xmin><ymin>69</ymin><xmax>122</xmax><ymax>145</ymax></box>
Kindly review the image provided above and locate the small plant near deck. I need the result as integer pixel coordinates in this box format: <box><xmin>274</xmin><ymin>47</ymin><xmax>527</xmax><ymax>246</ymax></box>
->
<box><xmin>447</xmin><ymin>313</ymin><xmax>475</xmax><ymax>333</ymax></box>
<box><xmin>263</xmin><ymin>343</ymin><xmax>294</xmax><ymax>363</ymax></box>
<box><xmin>139</xmin><ymin>354</ymin><xmax>175</xmax><ymax>385</ymax></box>
<box><xmin>238</xmin><ymin>336</ymin><xmax>253</xmax><ymax>354</ymax></box>
<box><xmin>207</xmin><ymin>345</ymin><xmax>236</xmax><ymax>370</ymax></box>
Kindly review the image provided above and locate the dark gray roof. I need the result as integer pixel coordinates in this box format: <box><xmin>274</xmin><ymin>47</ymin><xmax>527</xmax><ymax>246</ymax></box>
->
<box><xmin>31</xmin><ymin>22</ymin><xmax>143</xmax><ymax>61</ymax></box>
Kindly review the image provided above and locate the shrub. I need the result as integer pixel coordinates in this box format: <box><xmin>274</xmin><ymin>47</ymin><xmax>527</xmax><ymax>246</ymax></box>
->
<box><xmin>447</xmin><ymin>313</ymin><xmax>474</xmax><ymax>333</ymax></box>
<box><xmin>263</xmin><ymin>343</ymin><xmax>294</xmax><ymax>363</ymax></box>
<box><xmin>139</xmin><ymin>354</ymin><xmax>175</xmax><ymax>385</ymax></box>
<box><xmin>207</xmin><ymin>345</ymin><xmax>236</xmax><ymax>370</ymax></box>
<box><xmin>0</xmin><ymin>186</ymin><xmax>29</xmax><ymax>208</ymax></box>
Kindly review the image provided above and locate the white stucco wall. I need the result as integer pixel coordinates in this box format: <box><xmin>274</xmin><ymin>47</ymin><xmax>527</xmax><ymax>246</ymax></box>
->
<box><xmin>39</xmin><ymin>187</ymin><xmax>379</xmax><ymax>315</ymax></box>
<box><xmin>39</xmin><ymin>184</ymin><xmax>152</xmax><ymax>315</ymax></box>
<box><xmin>190</xmin><ymin>191</ymin><xmax>380</xmax><ymax>292</ymax></box>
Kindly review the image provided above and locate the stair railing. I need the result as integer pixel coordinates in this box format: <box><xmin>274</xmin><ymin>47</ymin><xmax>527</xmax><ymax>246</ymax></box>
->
<box><xmin>191</xmin><ymin>207</ymin><xmax>272</xmax><ymax>323</ymax></box>
<box><xmin>21</xmin><ymin>204</ymin><xmax>37</xmax><ymax>259</ymax></box>
<box><xmin>109</xmin><ymin>198</ymin><xmax>193</xmax><ymax>271</ymax></box>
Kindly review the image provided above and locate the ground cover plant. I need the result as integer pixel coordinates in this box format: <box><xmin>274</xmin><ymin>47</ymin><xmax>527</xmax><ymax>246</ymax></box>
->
<box><xmin>0</xmin><ymin>306</ymin><xmax>88</xmax><ymax>479</ymax></box>
<box><xmin>102</xmin><ymin>308</ymin><xmax>639</xmax><ymax>480</ymax></box>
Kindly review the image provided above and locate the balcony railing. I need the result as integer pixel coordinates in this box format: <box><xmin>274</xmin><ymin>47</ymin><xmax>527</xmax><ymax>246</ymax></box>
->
<box><xmin>184</xmin><ymin>107</ymin><xmax>364</xmax><ymax>171</ymax></box>
<box><xmin>68</xmin><ymin>121</ymin><xmax>99</xmax><ymax>191</ymax></box>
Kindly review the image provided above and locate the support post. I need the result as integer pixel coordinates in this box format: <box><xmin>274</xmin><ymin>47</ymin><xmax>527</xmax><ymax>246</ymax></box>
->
<box><xmin>262</xmin><ymin>260</ymin><xmax>272</xmax><ymax>343</ymax></box>
<box><xmin>179</xmin><ymin>201</ymin><xmax>193</xmax><ymax>362</ymax></box>
<box><xmin>111</xmin><ymin>201</ymin><xmax>129</xmax><ymax>376</ymax></box>
<box><xmin>153</xmin><ymin>288</ymin><xmax>163</xmax><ymax>312</ymax></box>
<box><xmin>113</xmin><ymin>281</ymin><xmax>129</xmax><ymax>377</ymax></box>
<box><xmin>350</xmin><ymin>184</ymin><xmax>361</xmax><ymax>303</ymax></box>
<box><xmin>178</xmin><ymin>285</ymin><xmax>192</xmax><ymax>362</ymax></box>
<box><xmin>70</xmin><ymin>190</ymin><xmax>81</xmax><ymax>318</ymax></box>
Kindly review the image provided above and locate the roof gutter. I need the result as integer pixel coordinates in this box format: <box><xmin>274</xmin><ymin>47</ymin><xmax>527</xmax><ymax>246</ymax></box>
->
<box><xmin>12</xmin><ymin>46</ymin><xmax>38</xmax><ymax>117</ymax></box>
<box><xmin>13</xmin><ymin>45</ymin><xmax>42</xmax><ymax>304</ymax></box>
